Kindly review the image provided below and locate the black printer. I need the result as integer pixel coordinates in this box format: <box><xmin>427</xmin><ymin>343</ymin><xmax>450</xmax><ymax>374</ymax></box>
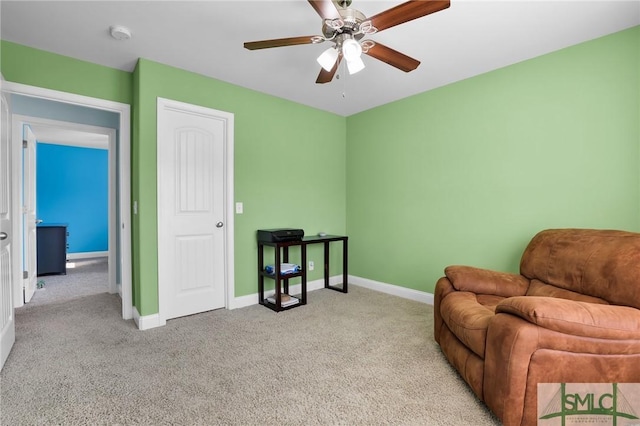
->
<box><xmin>257</xmin><ymin>228</ymin><xmax>304</xmax><ymax>243</ymax></box>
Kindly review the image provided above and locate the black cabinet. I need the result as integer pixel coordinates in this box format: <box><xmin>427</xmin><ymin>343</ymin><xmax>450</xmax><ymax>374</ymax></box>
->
<box><xmin>37</xmin><ymin>225</ymin><xmax>68</xmax><ymax>276</ymax></box>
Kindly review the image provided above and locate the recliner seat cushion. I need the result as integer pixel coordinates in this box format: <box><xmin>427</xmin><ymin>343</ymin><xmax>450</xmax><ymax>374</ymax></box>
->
<box><xmin>439</xmin><ymin>291</ymin><xmax>505</xmax><ymax>358</ymax></box>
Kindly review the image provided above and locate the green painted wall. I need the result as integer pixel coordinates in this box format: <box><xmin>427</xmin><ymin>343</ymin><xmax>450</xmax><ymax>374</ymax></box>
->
<box><xmin>1</xmin><ymin>40</ymin><xmax>135</xmax><ymax>298</ymax></box>
<box><xmin>346</xmin><ymin>26</ymin><xmax>640</xmax><ymax>294</ymax></box>
<box><xmin>0</xmin><ymin>42</ymin><xmax>346</xmax><ymax>317</ymax></box>
<box><xmin>0</xmin><ymin>41</ymin><xmax>132</xmax><ymax>104</ymax></box>
<box><xmin>3</xmin><ymin>26</ymin><xmax>638</xmax><ymax>316</ymax></box>
<box><xmin>133</xmin><ymin>59</ymin><xmax>346</xmax><ymax>315</ymax></box>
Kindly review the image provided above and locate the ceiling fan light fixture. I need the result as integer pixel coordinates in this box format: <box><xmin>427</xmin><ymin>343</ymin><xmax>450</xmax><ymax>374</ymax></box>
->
<box><xmin>317</xmin><ymin>47</ymin><xmax>339</xmax><ymax>72</ymax></box>
<box><xmin>359</xmin><ymin>21</ymin><xmax>378</xmax><ymax>35</ymax></box>
<box><xmin>245</xmin><ymin>0</ymin><xmax>450</xmax><ymax>84</ymax></box>
<box><xmin>360</xmin><ymin>39</ymin><xmax>376</xmax><ymax>54</ymax></box>
<box><xmin>346</xmin><ymin>56</ymin><xmax>365</xmax><ymax>75</ymax></box>
<box><xmin>342</xmin><ymin>38</ymin><xmax>362</xmax><ymax>62</ymax></box>
<box><xmin>327</xmin><ymin>18</ymin><xmax>345</xmax><ymax>30</ymax></box>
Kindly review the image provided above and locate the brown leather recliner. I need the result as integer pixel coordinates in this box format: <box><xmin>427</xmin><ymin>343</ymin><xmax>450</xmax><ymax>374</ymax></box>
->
<box><xmin>434</xmin><ymin>228</ymin><xmax>640</xmax><ymax>425</ymax></box>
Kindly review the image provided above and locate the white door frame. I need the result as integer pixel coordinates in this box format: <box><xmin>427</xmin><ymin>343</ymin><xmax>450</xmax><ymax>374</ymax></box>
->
<box><xmin>13</xmin><ymin>115</ymin><xmax>117</xmax><ymax>301</ymax></box>
<box><xmin>21</xmin><ymin>124</ymin><xmax>37</xmax><ymax>303</ymax></box>
<box><xmin>0</xmin><ymin>77</ymin><xmax>16</xmax><ymax>371</ymax></box>
<box><xmin>2</xmin><ymin>81</ymin><xmax>132</xmax><ymax>320</ymax></box>
<box><xmin>157</xmin><ymin>97</ymin><xmax>235</xmax><ymax>327</ymax></box>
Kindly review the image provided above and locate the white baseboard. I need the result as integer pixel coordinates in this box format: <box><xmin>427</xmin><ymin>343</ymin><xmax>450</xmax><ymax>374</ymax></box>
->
<box><xmin>230</xmin><ymin>275</ymin><xmax>343</xmax><ymax>310</ymax></box>
<box><xmin>134</xmin><ymin>275</ymin><xmax>433</xmax><ymax>329</ymax></box>
<box><xmin>348</xmin><ymin>275</ymin><xmax>434</xmax><ymax>305</ymax></box>
<box><xmin>67</xmin><ymin>251</ymin><xmax>108</xmax><ymax>260</ymax></box>
<box><xmin>230</xmin><ymin>274</ymin><xmax>433</xmax><ymax>310</ymax></box>
<box><xmin>133</xmin><ymin>306</ymin><xmax>166</xmax><ymax>331</ymax></box>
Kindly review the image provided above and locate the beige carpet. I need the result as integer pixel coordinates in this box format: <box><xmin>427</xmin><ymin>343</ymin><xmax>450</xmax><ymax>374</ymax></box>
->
<box><xmin>1</xmin><ymin>285</ymin><xmax>500</xmax><ymax>425</ymax></box>
<box><xmin>31</xmin><ymin>257</ymin><xmax>109</xmax><ymax>306</ymax></box>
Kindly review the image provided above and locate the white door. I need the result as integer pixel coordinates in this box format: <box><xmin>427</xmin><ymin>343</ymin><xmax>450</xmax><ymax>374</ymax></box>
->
<box><xmin>157</xmin><ymin>98</ymin><xmax>233</xmax><ymax>321</ymax></box>
<box><xmin>1</xmin><ymin>90</ymin><xmax>15</xmax><ymax>370</ymax></box>
<box><xmin>22</xmin><ymin>125</ymin><xmax>37</xmax><ymax>303</ymax></box>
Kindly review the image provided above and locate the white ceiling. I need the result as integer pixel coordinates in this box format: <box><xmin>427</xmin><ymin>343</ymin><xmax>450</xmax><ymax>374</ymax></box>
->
<box><xmin>1</xmin><ymin>1</ymin><xmax>638</xmax><ymax>116</ymax></box>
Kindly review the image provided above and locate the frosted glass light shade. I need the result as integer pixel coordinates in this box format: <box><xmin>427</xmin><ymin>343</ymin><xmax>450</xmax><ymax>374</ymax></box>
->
<box><xmin>346</xmin><ymin>56</ymin><xmax>365</xmax><ymax>74</ymax></box>
<box><xmin>317</xmin><ymin>47</ymin><xmax>339</xmax><ymax>72</ymax></box>
<box><xmin>342</xmin><ymin>38</ymin><xmax>362</xmax><ymax>61</ymax></box>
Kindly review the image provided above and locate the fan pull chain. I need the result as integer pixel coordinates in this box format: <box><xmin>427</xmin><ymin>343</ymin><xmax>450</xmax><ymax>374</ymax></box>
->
<box><xmin>341</xmin><ymin>59</ymin><xmax>347</xmax><ymax>99</ymax></box>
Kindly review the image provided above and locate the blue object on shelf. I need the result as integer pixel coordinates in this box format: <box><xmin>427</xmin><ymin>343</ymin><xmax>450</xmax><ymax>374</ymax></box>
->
<box><xmin>265</xmin><ymin>263</ymin><xmax>301</xmax><ymax>275</ymax></box>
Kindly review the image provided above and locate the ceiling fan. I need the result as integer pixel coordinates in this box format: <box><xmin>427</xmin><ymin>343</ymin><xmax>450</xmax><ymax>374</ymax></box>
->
<box><xmin>244</xmin><ymin>0</ymin><xmax>450</xmax><ymax>84</ymax></box>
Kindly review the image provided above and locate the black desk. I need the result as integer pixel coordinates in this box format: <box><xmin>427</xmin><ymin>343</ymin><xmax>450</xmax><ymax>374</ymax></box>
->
<box><xmin>257</xmin><ymin>235</ymin><xmax>348</xmax><ymax>312</ymax></box>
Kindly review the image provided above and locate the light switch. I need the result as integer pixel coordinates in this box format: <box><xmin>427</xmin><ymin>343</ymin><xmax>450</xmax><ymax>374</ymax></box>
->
<box><xmin>235</xmin><ymin>202</ymin><xmax>243</xmax><ymax>214</ymax></box>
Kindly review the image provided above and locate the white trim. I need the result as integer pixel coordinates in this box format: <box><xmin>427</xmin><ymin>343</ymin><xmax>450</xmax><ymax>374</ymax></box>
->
<box><xmin>224</xmin><ymin>110</ymin><xmax>235</xmax><ymax>316</ymax></box>
<box><xmin>231</xmin><ymin>293</ymin><xmax>259</xmax><ymax>311</ymax></box>
<box><xmin>230</xmin><ymin>275</ymin><xmax>343</xmax><ymax>310</ymax></box>
<box><xmin>66</xmin><ymin>251</ymin><xmax>108</xmax><ymax>260</ymax></box>
<box><xmin>349</xmin><ymin>275</ymin><xmax>434</xmax><ymax>305</ymax></box>
<box><xmin>132</xmin><ymin>306</ymin><xmax>166</xmax><ymax>331</ymax></box>
<box><xmin>156</xmin><ymin>97</ymin><xmax>234</xmax><ymax>324</ymax></box>
<box><xmin>230</xmin><ymin>275</ymin><xmax>433</xmax><ymax>310</ymax></box>
<box><xmin>12</xmin><ymin>116</ymin><xmax>112</xmax><ymax>139</ymax></box>
<box><xmin>28</xmin><ymin>124</ymin><xmax>108</xmax><ymax>149</ymax></box>
<box><xmin>2</xmin><ymin>81</ymin><xmax>132</xmax><ymax>320</ymax></box>
<box><xmin>134</xmin><ymin>274</ymin><xmax>432</xmax><ymax>329</ymax></box>
<box><xmin>0</xmin><ymin>75</ymin><xmax>16</xmax><ymax>372</ymax></box>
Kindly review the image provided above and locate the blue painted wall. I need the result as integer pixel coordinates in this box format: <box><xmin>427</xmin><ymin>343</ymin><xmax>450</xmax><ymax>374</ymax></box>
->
<box><xmin>37</xmin><ymin>143</ymin><xmax>108</xmax><ymax>254</ymax></box>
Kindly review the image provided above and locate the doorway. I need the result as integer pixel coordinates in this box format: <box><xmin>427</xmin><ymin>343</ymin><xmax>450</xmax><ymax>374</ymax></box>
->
<box><xmin>19</xmin><ymin>119</ymin><xmax>113</xmax><ymax>305</ymax></box>
<box><xmin>2</xmin><ymin>82</ymin><xmax>132</xmax><ymax>320</ymax></box>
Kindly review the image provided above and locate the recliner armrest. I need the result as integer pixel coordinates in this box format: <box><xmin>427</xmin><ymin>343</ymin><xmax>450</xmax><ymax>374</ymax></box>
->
<box><xmin>497</xmin><ymin>296</ymin><xmax>640</xmax><ymax>339</ymax></box>
<box><xmin>444</xmin><ymin>265</ymin><xmax>529</xmax><ymax>297</ymax></box>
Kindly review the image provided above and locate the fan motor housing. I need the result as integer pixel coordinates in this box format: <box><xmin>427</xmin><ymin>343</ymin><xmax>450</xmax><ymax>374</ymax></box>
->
<box><xmin>321</xmin><ymin>7</ymin><xmax>367</xmax><ymax>41</ymax></box>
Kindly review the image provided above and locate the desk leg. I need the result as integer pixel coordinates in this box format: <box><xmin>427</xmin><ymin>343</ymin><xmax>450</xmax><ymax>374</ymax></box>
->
<box><xmin>324</xmin><ymin>238</ymin><xmax>348</xmax><ymax>293</ymax></box>
<box><xmin>275</xmin><ymin>245</ymin><xmax>281</xmax><ymax>310</ymax></box>
<box><xmin>282</xmin><ymin>246</ymin><xmax>289</xmax><ymax>295</ymax></box>
<box><xmin>258</xmin><ymin>243</ymin><xmax>264</xmax><ymax>304</ymax></box>
<box><xmin>301</xmin><ymin>244</ymin><xmax>307</xmax><ymax>305</ymax></box>
<box><xmin>342</xmin><ymin>238</ymin><xmax>348</xmax><ymax>293</ymax></box>
<box><xmin>324</xmin><ymin>238</ymin><xmax>349</xmax><ymax>293</ymax></box>
<box><xmin>324</xmin><ymin>242</ymin><xmax>330</xmax><ymax>289</ymax></box>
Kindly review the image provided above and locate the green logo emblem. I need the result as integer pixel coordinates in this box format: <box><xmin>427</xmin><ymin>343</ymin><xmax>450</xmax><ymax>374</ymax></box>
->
<box><xmin>539</xmin><ymin>383</ymin><xmax>639</xmax><ymax>425</ymax></box>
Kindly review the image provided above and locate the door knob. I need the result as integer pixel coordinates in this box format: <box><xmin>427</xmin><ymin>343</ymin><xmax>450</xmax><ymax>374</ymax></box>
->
<box><xmin>0</xmin><ymin>232</ymin><xmax>7</xmax><ymax>240</ymax></box>
<box><xmin>216</xmin><ymin>222</ymin><xmax>224</xmax><ymax>228</ymax></box>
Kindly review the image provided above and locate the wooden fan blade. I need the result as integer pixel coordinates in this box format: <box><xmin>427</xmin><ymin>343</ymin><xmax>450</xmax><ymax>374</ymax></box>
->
<box><xmin>368</xmin><ymin>0</ymin><xmax>450</xmax><ymax>33</ymax></box>
<box><xmin>365</xmin><ymin>42</ymin><xmax>420</xmax><ymax>72</ymax></box>
<box><xmin>316</xmin><ymin>57</ymin><xmax>342</xmax><ymax>84</ymax></box>
<box><xmin>308</xmin><ymin>0</ymin><xmax>341</xmax><ymax>20</ymax></box>
<box><xmin>244</xmin><ymin>36</ymin><xmax>317</xmax><ymax>50</ymax></box>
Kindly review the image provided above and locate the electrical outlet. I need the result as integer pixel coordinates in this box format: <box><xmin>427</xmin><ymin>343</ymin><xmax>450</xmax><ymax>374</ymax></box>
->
<box><xmin>308</xmin><ymin>261</ymin><xmax>314</xmax><ymax>271</ymax></box>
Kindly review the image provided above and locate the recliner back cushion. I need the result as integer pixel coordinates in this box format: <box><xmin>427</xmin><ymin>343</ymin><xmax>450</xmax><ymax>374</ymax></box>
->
<box><xmin>520</xmin><ymin>229</ymin><xmax>640</xmax><ymax>309</ymax></box>
<box><xmin>526</xmin><ymin>280</ymin><xmax>609</xmax><ymax>304</ymax></box>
